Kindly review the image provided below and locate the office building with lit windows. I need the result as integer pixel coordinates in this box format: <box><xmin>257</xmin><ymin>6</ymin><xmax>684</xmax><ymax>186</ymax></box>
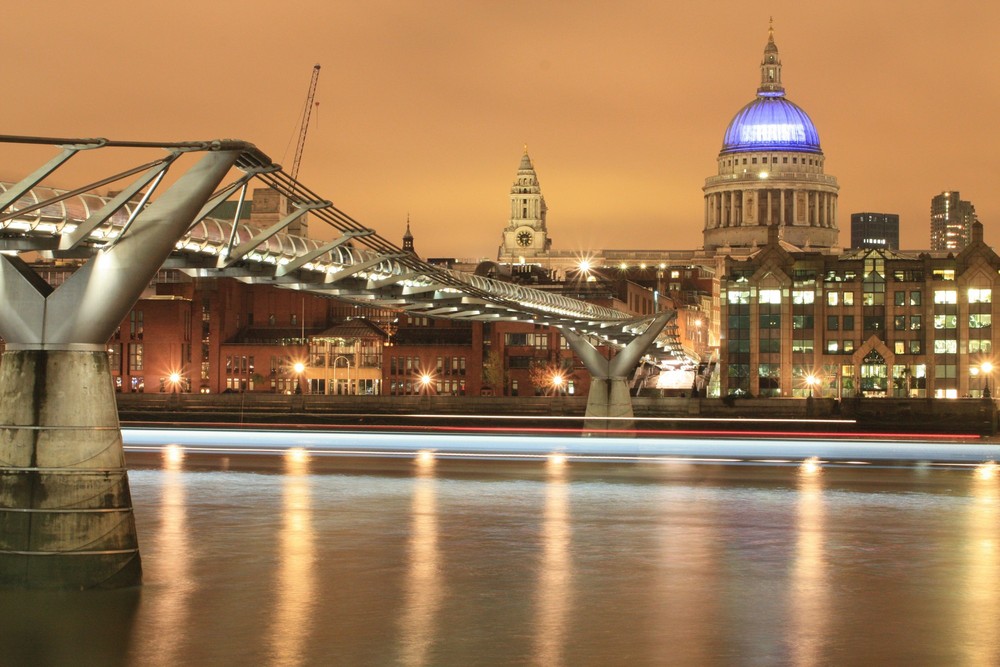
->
<box><xmin>851</xmin><ymin>212</ymin><xmax>899</xmax><ymax>250</ymax></box>
<box><xmin>718</xmin><ymin>222</ymin><xmax>998</xmax><ymax>398</ymax></box>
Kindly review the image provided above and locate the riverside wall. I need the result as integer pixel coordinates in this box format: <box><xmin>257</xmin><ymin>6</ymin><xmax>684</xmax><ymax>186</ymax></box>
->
<box><xmin>115</xmin><ymin>393</ymin><xmax>999</xmax><ymax>435</ymax></box>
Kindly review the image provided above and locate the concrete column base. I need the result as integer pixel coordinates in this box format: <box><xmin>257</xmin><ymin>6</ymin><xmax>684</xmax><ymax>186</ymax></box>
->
<box><xmin>583</xmin><ymin>376</ymin><xmax>635</xmax><ymax>434</ymax></box>
<box><xmin>0</xmin><ymin>350</ymin><xmax>141</xmax><ymax>589</ymax></box>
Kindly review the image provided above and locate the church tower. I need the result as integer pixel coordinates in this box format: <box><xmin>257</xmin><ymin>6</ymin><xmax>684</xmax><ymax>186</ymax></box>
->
<box><xmin>402</xmin><ymin>214</ymin><xmax>417</xmax><ymax>256</ymax></box>
<box><xmin>499</xmin><ymin>148</ymin><xmax>551</xmax><ymax>262</ymax></box>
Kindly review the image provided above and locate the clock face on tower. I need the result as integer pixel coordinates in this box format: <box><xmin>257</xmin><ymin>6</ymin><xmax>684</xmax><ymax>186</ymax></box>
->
<box><xmin>516</xmin><ymin>230</ymin><xmax>533</xmax><ymax>247</ymax></box>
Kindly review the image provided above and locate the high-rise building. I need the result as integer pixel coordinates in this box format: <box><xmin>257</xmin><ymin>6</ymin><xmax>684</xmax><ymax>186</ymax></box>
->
<box><xmin>930</xmin><ymin>191</ymin><xmax>977</xmax><ymax>252</ymax></box>
<box><xmin>851</xmin><ymin>212</ymin><xmax>899</xmax><ymax>250</ymax></box>
<box><xmin>703</xmin><ymin>22</ymin><xmax>840</xmax><ymax>251</ymax></box>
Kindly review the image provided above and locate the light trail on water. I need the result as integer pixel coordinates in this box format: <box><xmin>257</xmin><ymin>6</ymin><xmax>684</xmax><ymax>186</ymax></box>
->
<box><xmin>121</xmin><ymin>426</ymin><xmax>999</xmax><ymax>468</ymax></box>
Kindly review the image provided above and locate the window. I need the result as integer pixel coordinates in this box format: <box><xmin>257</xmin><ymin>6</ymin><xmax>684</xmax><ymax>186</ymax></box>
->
<box><xmin>728</xmin><ymin>290</ymin><xmax>751</xmax><ymax>304</ymax></box>
<box><xmin>969</xmin><ymin>288</ymin><xmax>992</xmax><ymax>303</ymax></box>
<box><xmin>130</xmin><ymin>310</ymin><xmax>143</xmax><ymax>338</ymax></box>
<box><xmin>894</xmin><ymin>316</ymin><xmax>906</xmax><ymax>330</ymax></box>
<box><xmin>792</xmin><ymin>290</ymin><xmax>814</xmax><ymax>305</ymax></box>
<box><xmin>933</xmin><ymin>315</ymin><xmax>958</xmax><ymax>329</ymax></box>
<box><xmin>128</xmin><ymin>343</ymin><xmax>144</xmax><ymax>371</ymax></box>
<box><xmin>826</xmin><ymin>341</ymin><xmax>839</xmax><ymax>353</ymax></box>
<box><xmin>827</xmin><ymin>292</ymin><xmax>839</xmax><ymax>307</ymax></box>
<box><xmin>843</xmin><ymin>292</ymin><xmax>854</xmax><ymax>306</ymax></box>
<box><xmin>843</xmin><ymin>316</ymin><xmax>855</xmax><ymax>331</ymax></box>
<box><xmin>970</xmin><ymin>314</ymin><xmax>992</xmax><ymax>329</ymax></box>
<box><xmin>910</xmin><ymin>291</ymin><xmax>922</xmax><ymax>306</ymax></box>
<box><xmin>894</xmin><ymin>341</ymin><xmax>906</xmax><ymax>355</ymax></box>
<box><xmin>933</xmin><ymin>339</ymin><xmax>958</xmax><ymax>354</ymax></box>
<box><xmin>934</xmin><ymin>290</ymin><xmax>957</xmax><ymax>304</ymax></box>
<box><xmin>894</xmin><ymin>291</ymin><xmax>906</xmax><ymax>306</ymax></box>
<box><xmin>792</xmin><ymin>339</ymin><xmax>814</xmax><ymax>354</ymax></box>
<box><xmin>909</xmin><ymin>316</ymin><xmax>922</xmax><ymax>330</ymax></box>
<box><xmin>792</xmin><ymin>315</ymin><xmax>814</xmax><ymax>329</ymax></box>
<box><xmin>759</xmin><ymin>289</ymin><xmax>781</xmax><ymax>304</ymax></box>
<box><xmin>827</xmin><ymin>315</ymin><xmax>839</xmax><ymax>331</ymax></box>
<box><xmin>969</xmin><ymin>339</ymin><xmax>993</xmax><ymax>353</ymax></box>
<box><xmin>759</xmin><ymin>339</ymin><xmax>781</xmax><ymax>353</ymax></box>
<box><xmin>844</xmin><ymin>340</ymin><xmax>855</xmax><ymax>353</ymax></box>
<box><xmin>910</xmin><ymin>340</ymin><xmax>922</xmax><ymax>354</ymax></box>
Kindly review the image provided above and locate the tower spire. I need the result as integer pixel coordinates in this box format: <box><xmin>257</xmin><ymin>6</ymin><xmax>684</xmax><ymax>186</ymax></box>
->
<box><xmin>758</xmin><ymin>19</ymin><xmax>784</xmax><ymax>97</ymax></box>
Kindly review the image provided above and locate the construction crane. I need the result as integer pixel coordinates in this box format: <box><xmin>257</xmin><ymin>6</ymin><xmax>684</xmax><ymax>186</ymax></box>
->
<box><xmin>291</xmin><ymin>63</ymin><xmax>321</xmax><ymax>182</ymax></box>
<box><xmin>286</xmin><ymin>64</ymin><xmax>320</xmax><ymax>237</ymax></box>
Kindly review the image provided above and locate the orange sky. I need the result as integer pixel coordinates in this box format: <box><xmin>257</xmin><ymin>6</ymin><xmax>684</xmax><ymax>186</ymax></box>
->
<box><xmin>5</xmin><ymin>1</ymin><xmax>999</xmax><ymax>259</ymax></box>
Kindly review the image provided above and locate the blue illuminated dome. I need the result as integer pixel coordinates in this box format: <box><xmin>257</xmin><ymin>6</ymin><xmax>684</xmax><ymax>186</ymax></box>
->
<box><xmin>722</xmin><ymin>96</ymin><xmax>821</xmax><ymax>154</ymax></box>
<box><xmin>720</xmin><ymin>23</ymin><xmax>822</xmax><ymax>155</ymax></box>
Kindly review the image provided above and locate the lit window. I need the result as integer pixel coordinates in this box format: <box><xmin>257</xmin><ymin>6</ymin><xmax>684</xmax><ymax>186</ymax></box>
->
<box><xmin>759</xmin><ymin>289</ymin><xmax>781</xmax><ymax>304</ymax></box>
<box><xmin>969</xmin><ymin>288</ymin><xmax>992</xmax><ymax>304</ymax></box>
<box><xmin>934</xmin><ymin>290</ymin><xmax>957</xmax><ymax>304</ymax></box>
<box><xmin>792</xmin><ymin>290</ymin><xmax>814</xmax><ymax>305</ymax></box>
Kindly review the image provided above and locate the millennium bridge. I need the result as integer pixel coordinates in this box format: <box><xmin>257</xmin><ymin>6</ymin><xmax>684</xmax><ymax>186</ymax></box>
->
<box><xmin>0</xmin><ymin>135</ymin><xmax>689</xmax><ymax>589</ymax></box>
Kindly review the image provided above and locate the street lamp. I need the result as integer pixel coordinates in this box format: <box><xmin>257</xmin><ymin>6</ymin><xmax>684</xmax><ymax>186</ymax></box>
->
<box><xmin>419</xmin><ymin>373</ymin><xmax>433</xmax><ymax>393</ymax></box>
<box><xmin>293</xmin><ymin>361</ymin><xmax>305</xmax><ymax>394</ymax></box>
<box><xmin>805</xmin><ymin>374</ymin><xmax>818</xmax><ymax>398</ymax></box>
<box><xmin>168</xmin><ymin>371</ymin><xmax>181</xmax><ymax>394</ymax></box>
<box><xmin>551</xmin><ymin>372</ymin><xmax>565</xmax><ymax>395</ymax></box>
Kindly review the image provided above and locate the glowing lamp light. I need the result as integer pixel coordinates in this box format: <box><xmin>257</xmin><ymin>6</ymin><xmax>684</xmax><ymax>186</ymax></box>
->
<box><xmin>551</xmin><ymin>373</ymin><xmax>565</xmax><ymax>389</ymax></box>
<box><xmin>293</xmin><ymin>362</ymin><xmax>306</xmax><ymax>374</ymax></box>
<box><xmin>758</xmin><ymin>171</ymin><xmax>769</xmax><ymax>179</ymax></box>
<box><xmin>169</xmin><ymin>372</ymin><xmax>181</xmax><ymax>385</ymax></box>
<box><xmin>983</xmin><ymin>362</ymin><xmax>994</xmax><ymax>375</ymax></box>
<box><xmin>420</xmin><ymin>373</ymin><xmax>433</xmax><ymax>387</ymax></box>
<box><xmin>578</xmin><ymin>260</ymin><xmax>591</xmax><ymax>273</ymax></box>
<box><xmin>976</xmin><ymin>460</ymin><xmax>996</xmax><ymax>481</ymax></box>
<box><xmin>800</xmin><ymin>456</ymin><xmax>821</xmax><ymax>475</ymax></box>
<box><xmin>287</xmin><ymin>447</ymin><xmax>309</xmax><ymax>465</ymax></box>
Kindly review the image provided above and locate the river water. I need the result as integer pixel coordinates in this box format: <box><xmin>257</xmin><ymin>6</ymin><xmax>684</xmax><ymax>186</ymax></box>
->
<box><xmin>1</xmin><ymin>450</ymin><xmax>998</xmax><ymax>666</ymax></box>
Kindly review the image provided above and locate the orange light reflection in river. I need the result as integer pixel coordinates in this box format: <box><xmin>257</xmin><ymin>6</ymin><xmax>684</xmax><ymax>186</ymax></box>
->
<box><xmin>145</xmin><ymin>444</ymin><xmax>191</xmax><ymax>667</ymax></box>
<box><xmin>397</xmin><ymin>450</ymin><xmax>442</xmax><ymax>666</ymax></box>
<box><xmin>788</xmin><ymin>458</ymin><xmax>829</xmax><ymax>666</ymax></box>
<box><xmin>963</xmin><ymin>462</ymin><xmax>999</xmax><ymax>666</ymax></box>
<box><xmin>532</xmin><ymin>455</ymin><xmax>572</xmax><ymax>665</ymax></box>
<box><xmin>269</xmin><ymin>447</ymin><xmax>316</xmax><ymax>666</ymax></box>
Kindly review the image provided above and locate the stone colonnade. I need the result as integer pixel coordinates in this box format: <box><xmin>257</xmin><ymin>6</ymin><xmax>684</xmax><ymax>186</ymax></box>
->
<box><xmin>704</xmin><ymin>188</ymin><xmax>837</xmax><ymax>229</ymax></box>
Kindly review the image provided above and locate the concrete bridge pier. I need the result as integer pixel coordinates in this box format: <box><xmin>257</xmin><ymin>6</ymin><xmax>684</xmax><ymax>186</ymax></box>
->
<box><xmin>561</xmin><ymin>312</ymin><xmax>672</xmax><ymax>433</ymax></box>
<box><xmin>0</xmin><ymin>148</ymin><xmax>240</xmax><ymax>588</ymax></box>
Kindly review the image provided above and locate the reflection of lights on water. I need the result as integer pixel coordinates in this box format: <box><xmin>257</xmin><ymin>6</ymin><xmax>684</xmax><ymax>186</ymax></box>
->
<box><xmin>287</xmin><ymin>447</ymin><xmax>309</xmax><ymax>465</ymax></box>
<box><xmin>548</xmin><ymin>452</ymin><xmax>567</xmax><ymax>467</ymax></box>
<box><xmin>415</xmin><ymin>449</ymin><xmax>435</xmax><ymax>467</ymax></box>
<box><xmin>164</xmin><ymin>444</ymin><xmax>184</xmax><ymax>468</ymax></box>
<box><xmin>800</xmin><ymin>456</ymin><xmax>822</xmax><ymax>475</ymax></box>
<box><xmin>976</xmin><ymin>461</ymin><xmax>997</xmax><ymax>481</ymax></box>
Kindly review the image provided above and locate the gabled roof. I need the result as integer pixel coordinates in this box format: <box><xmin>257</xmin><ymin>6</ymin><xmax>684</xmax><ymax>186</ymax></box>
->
<box><xmin>312</xmin><ymin>318</ymin><xmax>388</xmax><ymax>341</ymax></box>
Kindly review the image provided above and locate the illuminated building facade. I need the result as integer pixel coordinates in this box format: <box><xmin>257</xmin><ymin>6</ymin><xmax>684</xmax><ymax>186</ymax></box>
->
<box><xmin>703</xmin><ymin>24</ymin><xmax>839</xmax><ymax>251</ymax></box>
<box><xmin>719</xmin><ymin>222</ymin><xmax>999</xmax><ymax>399</ymax></box>
<box><xmin>931</xmin><ymin>191</ymin><xmax>978</xmax><ymax>251</ymax></box>
<box><xmin>851</xmin><ymin>212</ymin><xmax>899</xmax><ymax>250</ymax></box>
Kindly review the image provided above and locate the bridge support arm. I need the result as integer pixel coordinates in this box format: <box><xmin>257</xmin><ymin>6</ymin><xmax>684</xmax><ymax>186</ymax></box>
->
<box><xmin>561</xmin><ymin>312</ymin><xmax>673</xmax><ymax>433</ymax></box>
